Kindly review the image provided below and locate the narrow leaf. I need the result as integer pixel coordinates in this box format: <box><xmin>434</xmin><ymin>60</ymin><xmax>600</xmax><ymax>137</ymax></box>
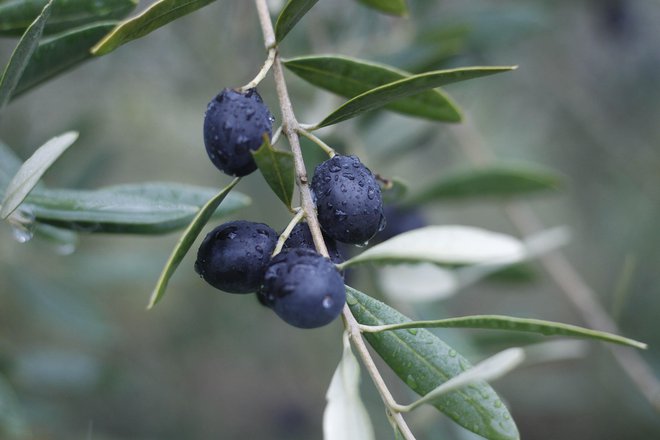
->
<box><xmin>91</xmin><ymin>0</ymin><xmax>218</xmax><ymax>56</ymax></box>
<box><xmin>405</xmin><ymin>348</ymin><xmax>525</xmax><ymax>412</ymax></box>
<box><xmin>275</xmin><ymin>0</ymin><xmax>319</xmax><ymax>43</ymax></box>
<box><xmin>11</xmin><ymin>22</ymin><xmax>117</xmax><ymax>99</ymax></box>
<box><xmin>0</xmin><ymin>0</ymin><xmax>53</xmax><ymax>110</ymax></box>
<box><xmin>251</xmin><ymin>136</ymin><xmax>295</xmax><ymax>208</ymax></box>
<box><xmin>342</xmin><ymin>225</ymin><xmax>525</xmax><ymax>268</ymax></box>
<box><xmin>283</xmin><ymin>55</ymin><xmax>461</xmax><ymax>122</ymax></box>
<box><xmin>148</xmin><ymin>178</ymin><xmax>240</xmax><ymax>309</ymax></box>
<box><xmin>0</xmin><ymin>0</ymin><xmax>136</xmax><ymax>37</ymax></box>
<box><xmin>21</xmin><ymin>182</ymin><xmax>250</xmax><ymax>234</ymax></box>
<box><xmin>323</xmin><ymin>332</ymin><xmax>375</xmax><ymax>440</ymax></box>
<box><xmin>409</xmin><ymin>164</ymin><xmax>562</xmax><ymax>205</ymax></box>
<box><xmin>0</xmin><ymin>131</ymin><xmax>78</xmax><ymax>219</ymax></box>
<box><xmin>317</xmin><ymin>65</ymin><xmax>516</xmax><ymax>127</ymax></box>
<box><xmin>347</xmin><ymin>286</ymin><xmax>519</xmax><ymax>440</ymax></box>
<box><xmin>356</xmin><ymin>0</ymin><xmax>408</xmax><ymax>17</ymax></box>
<box><xmin>361</xmin><ymin>315</ymin><xmax>647</xmax><ymax>349</ymax></box>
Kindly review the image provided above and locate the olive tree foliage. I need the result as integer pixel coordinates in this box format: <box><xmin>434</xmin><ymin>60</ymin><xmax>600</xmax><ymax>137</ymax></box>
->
<box><xmin>0</xmin><ymin>1</ymin><xmax>646</xmax><ymax>439</ymax></box>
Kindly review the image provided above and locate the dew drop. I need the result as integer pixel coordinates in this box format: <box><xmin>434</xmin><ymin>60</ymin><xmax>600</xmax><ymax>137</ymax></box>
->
<box><xmin>322</xmin><ymin>295</ymin><xmax>334</xmax><ymax>309</ymax></box>
<box><xmin>367</xmin><ymin>187</ymin><xmax>375</xmax><ymax>200</ymax></box>
<box><xmin>11</xmin><ymin>226</ymin><xmax>33</xmax><ymax>243</ymax></box>
<box><xmin>407</xmin><ymin>328</ymin><xmax>418</xmax><ymax>336</ymax></box>
<box><xmin>334</xmin><ymin>209</ymin><xmax>347</xmax><ymax>222</ymax></box>
<box><xmin>448</xmin><ymin>349</ymin><xmax>457</xmax><ymax>357</ymax></box>
<box><xmin>55</xmin><ymin>243</ymin><xmax>76</xmax><ymax>256</ymax></box>
<box><xmin>377</xmin><ymin>215</ymin><xmax>387</xmax><ymax>232</ymax></box>
<box><xmin>329</xmin><ymin>165</ymin><xmax>341</xmax><ymax>173</ymax></box>
<box><xmin>255</xmin><ymin>245</ymin><xmax>264</xmax><ymax>254</ymax></box>
<box><xmin>245</xmin><ymin>107</ymin><xmax>255</xmax><ymax>120</ymax></box>
<box><xmin>346</xmin><ymin>294</ymin><xmax>357</xmax><ymax>306</ymax></box>
<box><xmin>323</xmin><ymin>175</ymin><xmax>331</xmax><ymax>183</ymax></box>
<box><xmin>340</xmin><ymin>184</ymin><xmax>347</xmax><ymax>193</ymax></box>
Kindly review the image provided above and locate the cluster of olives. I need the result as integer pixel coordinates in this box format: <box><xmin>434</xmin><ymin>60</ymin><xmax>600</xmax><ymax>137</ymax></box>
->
<box><xmin>196</xmin><ymin>88</ymin><xmax>385</xmax><ymax>328</ymax></box>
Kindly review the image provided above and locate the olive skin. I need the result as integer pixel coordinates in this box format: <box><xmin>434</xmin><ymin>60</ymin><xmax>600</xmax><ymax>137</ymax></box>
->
<box><xmin>195</xmin><ymin>220</ymin><xmax>277</xmax><ymax>293</ymax></box>
<box><xmin>203</xmin><ymin>88</ymin><xmax>274</xmax><ymax>177</ymax></box>
<box><xmin>311</xmin><ymin>155</ymin><xmax>385</xmax><ymax>245</ymax></box>
<box><xmin>282</xmin><ymin>222</ymin><xmax>344</xmax><ymax>265</ymax></box>
<box><xmin>258</xmin><ymin>248</ymin><xmax>346</xmax><ymax>329</ymax></box>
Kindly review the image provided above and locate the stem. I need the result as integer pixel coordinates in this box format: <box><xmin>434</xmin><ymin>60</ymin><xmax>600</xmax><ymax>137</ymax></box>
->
<box><xmin>253</xmin><ymin>1</ymin><xmax>416</xmax><ymax>437</ymax></box>
<box><xmin>239</xmin><ymin>47</ymin><xmax>276</xmax><ymax>92</ymax></box>
<box><xmin>451</xmin><ymin>115</ymin><xmax>660</xmax><ymax>413</ymax></box>
<box><xmin>272</xmin><ymin>208</ymin><xmax>304</xmax><ymax>256</ymax></box>
<box><xmin>298</xmin><ymin>127</ymin><xmax>336</xmax><ymax>157</ymax></box>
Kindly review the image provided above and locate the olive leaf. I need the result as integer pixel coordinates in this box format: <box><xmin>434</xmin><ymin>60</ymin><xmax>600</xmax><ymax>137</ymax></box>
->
<box><xmin>92</xmin><ymin>0</ymin><xmax>218</xmax><ymax>56</ymax></box>
<box><xmin>21</xmin><ymin>182</ymin><xmax>250</xmax><ymax>234</ymax></box>
<box><xmin>12</xmin><ymin>22</ymin><xmax>118</xmax><ymax>99</ymax></box>
<box><xmin>408</xmin><ymin>163</ymin><xmax>562</xmax><ymax>205</ymax></box>
<box><xmin>347</xmin><ymin>286</ymin><xmax>519</xmax><ymax>440</ymax></box>
<box><xmin>0</xmin><ymin>0</ymin><xmax>53</xmax><ymax>110</ymax></box>
<box><xmin>274</xmin><ymin>0</ymin><xmax>319</xmax><ymax>43</ymax></box>
<box><xmin>148</xmin><ymin>178</ymin><xmax>241</xmax><ymax>309</ymax></box>
<box><xmin>0</xmin><ymin>131</ymin><xmax>78</xmax><ymax>219</ymax></box>
<box><xmin>251</xmin><ymin>136</ymin><xmax>295</xmax><ymax>209</ymax></box>
<box><xmin>341</xmin><ymin>225</ymin><xmax>525</xmax><ymax>268</ymax></box>
<box><xmin>0</xmin><ymin>0</ymin><xmax>135</xmax><ymax>36</ymax></box>
<box><xmin>322</xmin><ymin>332</ymin><xmax>375</xmax><ymax>440</ymax></box>
<box><xmin>283</xmin><ymin>55</ymin><xmax>461</xmax><ymax>122</ymax></box>
<box><xmin>316</xmin><ymin>65</ymin><xmax>516</xmax><ymax>127</ymax></box>
<box><xmin>361</xmin><ymin>315</ymin><xmax>647</xmax><ymax>349</ymax></box>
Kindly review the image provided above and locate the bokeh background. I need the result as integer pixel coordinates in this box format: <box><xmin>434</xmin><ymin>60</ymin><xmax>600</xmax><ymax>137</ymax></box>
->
<box><xmin>1</xmin><ymin>0</ymin><xmax>659</xmax><ymax>438</ymax></box>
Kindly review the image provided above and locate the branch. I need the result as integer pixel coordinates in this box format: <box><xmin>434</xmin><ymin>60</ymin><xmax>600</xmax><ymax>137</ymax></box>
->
<box><xmin>253</xmin><ymin>1</ymin><xmax>416</xmax><ymax>437</ymax></box>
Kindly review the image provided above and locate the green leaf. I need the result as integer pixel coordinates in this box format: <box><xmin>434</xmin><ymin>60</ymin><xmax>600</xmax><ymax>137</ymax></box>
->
<box><xmin>356</xmin><ymin>0</ymin><xmax>408</xmax><ymax>17</ymax></box>
<box><xmin>323</xmin><ymin>332</ymin><xmax>375</xmax><ymax>440</ymax></box>
<box><xmin>409</xmin><ymin>164</ymin><xmax>562</xmax><ymax>205</ymax></box>
<box><xmin>274</xmin><ymin>0</ymin><xmax>319</xmax><ymax>43</ymax></box>
<box><xmin>0</xmin><ymin>131</ymin><xmax>78</xmax><ymax>219</ymax></box>
<box><xmin>361</xmin><ymin>315</ymin><xmax>647</xmax><ymax>350</ymax></box>
<box><xmin>148</xmin><ymin>178</ymin><xmax>240</xmax><ymax>309</ymax></box>
<box><xmin>91</xmin><ymin>0</ymin><xmax>218</xmax><ymax>56</ymax></box>
<box><xmin>316</xmin><ymin>65</ymin><xmax>516</xmax><ymax>127</ymax></box>
<box><xmin>11</xmin><ymin>22</ymin><xmax>117</xmax><ymax>99</ymax></box>
<box><xmin>341</xmin><ymin>225</ymin><xmax>525</xmax><ymax>268</ymax></box>
<box><xmin>346</xmin><ymin>286</ymin><xmax>519</xmax><ymax>440</ymax></box>
<box><xmin>0</xmin><ymin>0</ymin><xmax>53</xmax><ymax>110</ymax></box>
<box><xmin>21</xmin><ymin>181</ymin><xmax>250</xmax><ymax>234</ymax></box>
<box><xmin>251</xmin><ymin>137</ymin><xmax>295</xmax><ymax>208</ymax></box>
<box><xmin>0</xmin><ymin>0</ymin><xmax>136</xmax><ymax>37</ymax></box>
<box><xmin>283</xmin><ymin>55</ymin><xmax>461</xmax><ymax>122</ymax></box>
<box><xmin>403</xmin><ymin>348</ymin><xmax>525</xmax><ymax>412</ymax></box>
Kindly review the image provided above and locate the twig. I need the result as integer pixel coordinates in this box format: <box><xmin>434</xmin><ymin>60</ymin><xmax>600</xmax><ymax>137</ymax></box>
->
<box><xmin>272</xmin><ymin>208</ymin><xmax>304</xmax><ymax>256</ymax></box>
<box><xmin>451</xmin><ymin>115</ymin><xmax>660</xmax><ymax>413</ymax></box>
<box><xmin>297</xmin><ymin>127</ymin><xmax>336</xmax><ymax>157</ymax></box>
<box><xmin>239</xmin><ymin>47</ymin><xmax>276</xmax><ymax>92</ymax></box>
<box><xmin>253</xmin><ymin>1</ymin><xmax>416</xmax><ymax>437</ymax></box>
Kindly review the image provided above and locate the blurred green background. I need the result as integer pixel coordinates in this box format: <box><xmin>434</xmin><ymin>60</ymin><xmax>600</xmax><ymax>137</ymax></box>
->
<box><xmin>1</xmin><ymin>0</ymin><xmax>660</xmax><ymax>438</ymax></box>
